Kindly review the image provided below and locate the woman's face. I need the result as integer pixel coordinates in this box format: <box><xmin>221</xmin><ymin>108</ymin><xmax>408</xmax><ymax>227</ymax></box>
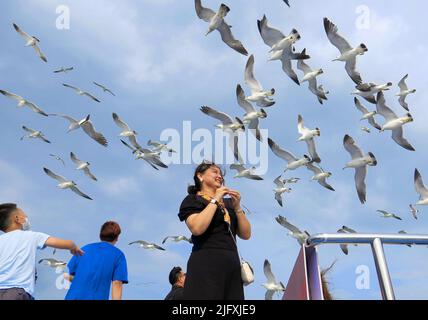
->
<box><xmin>199</xmin><ymin>165</ymin><xmax>223</xmax><ymax>189</ymax></box>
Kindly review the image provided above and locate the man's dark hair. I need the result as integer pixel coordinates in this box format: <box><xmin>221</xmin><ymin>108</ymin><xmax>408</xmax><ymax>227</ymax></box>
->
<box><xmin>0</xmin><ymin>203</ymin><xmax>17</xmax><ymax>232</ymax></box>
<box><xmin>169</xmin><ymin>266</ymin><xmax>182</xmax><ymax>285</ymax></box>
<box><xmin>99</xmin><ymin>221</ymin><xmax>121</xmax><ymax>242</ymax></box>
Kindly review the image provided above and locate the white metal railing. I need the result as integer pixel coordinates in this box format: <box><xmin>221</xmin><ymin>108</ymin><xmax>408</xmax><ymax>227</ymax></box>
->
<box><xmin>306</xmin><ymin>233</ymin><xmax>428</xmax><ymax>300</ymax></box>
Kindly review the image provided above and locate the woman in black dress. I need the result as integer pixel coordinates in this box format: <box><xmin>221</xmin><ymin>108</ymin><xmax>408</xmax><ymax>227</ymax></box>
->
<box><xmin>178</xmin><ymin>162</ymin><xmax>251</xmax><ymax>300</ymax></box>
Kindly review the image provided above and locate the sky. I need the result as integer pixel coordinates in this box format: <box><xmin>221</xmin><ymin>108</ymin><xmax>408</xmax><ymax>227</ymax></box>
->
<box><xmin>1</xmin><ymin>0</ymin><xmax>428</xmax><ymax>300</ymax></box>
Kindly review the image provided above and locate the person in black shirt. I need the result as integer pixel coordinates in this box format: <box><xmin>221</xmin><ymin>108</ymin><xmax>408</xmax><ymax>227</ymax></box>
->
<box><xmin>178</xmin><ymin>161</ymin><xmax>251</xmax><ymax>300</ymax></box>
<box><xmin>164</xmin><ymin>266</ymin><xmax>186</xmax><ymax>300</ymax></box>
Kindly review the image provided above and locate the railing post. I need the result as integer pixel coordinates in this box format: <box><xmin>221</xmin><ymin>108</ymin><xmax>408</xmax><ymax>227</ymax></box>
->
<box><xmin>371</xmin><ymin>238</ymin><xmax>395</xmax><ymax>300</ymax></box>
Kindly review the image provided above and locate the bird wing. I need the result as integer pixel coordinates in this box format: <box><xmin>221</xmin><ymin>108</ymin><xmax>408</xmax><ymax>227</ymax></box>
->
<box><xmin>273</xmin><ymin>175</ymin><xmax>284</xmax><ymax>188</ymax></box>
<box><xmin>340</xmin><ymin>244</ymin><xmax>349</xmax><ymax>255</ymax></box>
<box><xmin>62</xmin><ymin>83</ymin><xmax>80</xmax><ymax>92</ymax></box>
<box><xmin>244</xmin><ymin>55</ymin><xmax>263</xmax><ymax>93</ymax></box>
<box><xmin>257</xmin><ymin>15</ymin><xmax>285</xmax><ymax>48</ymax></box>
<box><xmin>391</xmin><ymin>127</ymin><xmax>415</xmax><ymax>151</ymax></box>
<box><xmin>296</xmin><ymin>59</ymin><xmax>312</xmax><ymax>75</ymax></box>
<box><xmin>70</xmin><ymin>152</ymin><xmax>84</xmax><ymax>166</ymax></box>
<box><xmin>217</xmin><ymin>21</ymin><xmax>248</xmax><ymax>56</ymax></box>
<box><xmin>280</xmin><ymin>51</ymin><xmax>300</xmax><ymax>85</ymax></box>
<box><xmin>297</xmin><ymin>114</ymin><xmax>306</xmax><ymax>135</ymax></box>
<box><xmin>368</xmin><ymin>117</ymin><xmax>382</xmax><ymax>131</ymax></box>
<box><xmin>354</xmin><ymin>97</ymin><xmax>369</xmax><ymax>115</ymax></box>
<box><xmin>414</xmin><ymin>169</ymin><xmax>428</xmax><ymax>200</ymax></box>
<box><xmin>153</xmin><ymin>244</ymin><xmax>166</xmax><ymax>251</ymax></box>
<box><xmin>345</xmin><ymin>58</ymin><xmax>363</xmax><ymax>85</ymax></box>
<box><xmin>112</xmin><ymin>113</ymin><xmax>132</xmax><ymax>131</ymax></box>
<box><xmin>323</xmin><ymin>17</ymin><xmax>352</xmax><ymax>54</ymax></box>
<box><xmin>318</xmin><ymin>178</ymin><xmax>335</xmax><ymax>191</ymax></box>
<box><xmin>83</xmin><ymin>167</ymin><xmax>98</xmax><ymax>181</ymax></box>
<box><xmin>376</xmin><ymin>92</ymin><xmax>397</xmax><ymax>122</ymax></box>
<box><xmin>274</xmin><ymin>192</ymin><xmax>283</xmax><ymax>207</ymax></box>
<box><xmin>263</xmin><ymin>259</ymin><xmax>277</xmax><ymax>284</ymax></box>
<box><xmin>275</xmin><ymin>215</ymin><xmax>302</xmax><ymax>234</ymax></box>
<box><xmin>194</xmin><ymin>0</ymin><xmax>215</xmax><ymax>22</ymax></box>
<box><xmin>70</xmin><ymin>185</ymin><xmax>93</xmax><ymax>200</ymax></box>
<box><xmin>200</xmin><ymin>106</ymin><xmax>233</xmax><ymax>125</ymax></box>
<box><xmin>128</xmin><ymin>135</ymin><xmax>143</xmax><ymax>151</ymax></box>
<box><xmin>33</xmin><ymin>44</ymin><xmax>47</xmax><ymax>63</ymax></box>
<box><xmin>248</xmin><ymin>118</ymin><xmax>262</xmax><ymax>142</ymax></box>
<box><xmin>306</xmin><ymin>162</ymin><xmax>322</xmax><ymax>175</ymax></box>
<box><xmin>40</xmin><ymin>136</ymin><xmax>51</xmax><ymax>144</ymax></box>
<box><xmin>13</xmin><ymin>23</ymin><xmax>33</xmax><ymax>42</ymax></box>
<box><xmin>230</xmin><ymin>163</ymin><xmax>246</xmax><ymax>173</ymax></box>
<box><xmin>343</xmin><ymin>226</ymin><xmax>357</xmax><ymax>233</ymax></box>
<box><xmin>81</xmin><ymin>120</ymin><xmax>108</xmax><ymax>147</ymax></box>
<box><xmin>398</xmin><ymin>74</ymin><xmax>409</xmax><ymax>92</ymax></box>
<box><xmin>265</xmin><ymin>290</ymin><xmax>275</xmax><ymax>301</ymax></box>
<box><xmin>236</xmin><ymin>85</ymin><xmax>256</xmax><ymax>113</ymax></box>
<box><xmin>22</xmin><ymin>126</ymin><xmax>36</xmax><ymax>134</ymax></box>
<box><xmin>398</xmin><ymin>95</ymin><xmax>409</xmax><ymax>111</ymax></box>
<box><xmin>355</xmin><ymin>166</ymin><xmax>367</xmax><ymax>204</ymax></box>
<box><xmin>83</xmin><ymin>92</ymin><xmax>101</xmax><ymax>103</ymax></box>
<box><xmin>0</xmin><ymin>89</ymin><xmax>24</xmax><ymax>102</ymax></box>
<box><xmin>129</xmin><ymin>240</ymin><xmax>147</xmax><ymax>246</ymax></box>
<box><xmin>162</xmin><ymin>236</ymin><xmax>171</xmax><ymax>244</ymax></box>
<box><xmin>43</xmin><ymin>167</ymin><xmax>67</xmax><ymax>183</ymax></box>
<box><xmin>343</xmin><ymin>135</ymin><xmax>364</xmax><ymax>159</ymax></box>
<box><xmin>25</xmin><ymin>101</ymin><xmax>48</xmax><ymax>116</ymax></box>
<box><xmin>121</xmin><ymin>139</ymin><xmax>137</xmax><ymax>152</ymax></box>
<box><xmin>268</xmin><ymin>138</ymin><xmax>296</xmax><ymax>163</ymax></box>
<box><xmin>229</xmin><ymin>134</ymin><xmax>243</xmax><ymax>163</ymax></box>
<box><xmin>305</xmin><ymin>139</ymin><xmax>321</xmax><ymax>163</ymax></box>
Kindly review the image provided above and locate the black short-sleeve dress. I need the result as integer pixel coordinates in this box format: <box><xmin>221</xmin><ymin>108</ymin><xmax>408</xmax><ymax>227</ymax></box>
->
<box><xmin>178</xmin><ymin>194</ymin><xmax>244</xmax><ymax>300</ymax></box>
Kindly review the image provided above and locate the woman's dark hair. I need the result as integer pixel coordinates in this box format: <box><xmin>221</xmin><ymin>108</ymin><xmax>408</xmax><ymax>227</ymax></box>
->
<box><xmin>187</xmin><ymin>161</ymin><xmax>225</xmax><ymax>194</ymax></box>
<box><xmin>0</xmin><ymin>203</ymin><xmax>17</xmax><ymax>232</ymax></box>
<box><xmin>100</xmin><ymin>221</ymin><xmax>121</xmax><ymax>242</ymax></box>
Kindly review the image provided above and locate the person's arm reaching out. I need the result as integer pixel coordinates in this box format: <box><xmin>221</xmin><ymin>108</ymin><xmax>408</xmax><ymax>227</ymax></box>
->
<box><xmin>45</xmin><ymin>237</ymin><xmax>84</xmax><ymax>256</ymax></box>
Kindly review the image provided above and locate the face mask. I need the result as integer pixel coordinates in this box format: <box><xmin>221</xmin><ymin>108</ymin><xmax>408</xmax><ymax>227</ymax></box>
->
<box><xmin>21</xmin><ymin>217</ymin><xmax>31</xmax><ymax>231</ymax></box>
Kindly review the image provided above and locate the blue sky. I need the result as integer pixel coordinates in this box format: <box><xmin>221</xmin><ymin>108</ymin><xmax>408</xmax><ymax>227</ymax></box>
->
<box><xmin>1</xmin><ymin>0</ymin><xmax>428</xmax><ymax>300</ymax></box>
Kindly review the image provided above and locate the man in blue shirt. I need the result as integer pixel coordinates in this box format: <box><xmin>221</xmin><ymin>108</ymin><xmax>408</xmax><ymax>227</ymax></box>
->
<box><xmin>0</xmin><ymin>203</ymin><xmax>83</xmax><ymax>300</ymax></box>
<box><xmin>65</xmin><ymin>221</ymin><xmax>128</xmax><ymax>300</ymax></box>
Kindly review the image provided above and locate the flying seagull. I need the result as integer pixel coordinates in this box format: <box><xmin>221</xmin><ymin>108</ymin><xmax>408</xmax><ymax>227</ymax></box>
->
<box><xmin>343</xmin><ymin>135</ymin><xmax>377</xmax><ymax>204</ymax></box>
<box><xmin>283</xmin><ymin>0</ymin><xmax>290</xmax><ymax>7</ymax></box>
<box><xmin>93</xmin><ymin>82</ymin><xmax>116</xmax><ymax>96</ymax></box>
<box><xmin>147</xmin><ymin>140</ymin><xmax>177</xmax><ymax>155</ymax></box>
<box><xmin>49</xmin><ymin>154</ymin><xmax>65</xmax><ymax>166</ymax></box>
<box><xmin>121</xmin><ymin>139</ymin><xmax>168</xmax><ymax>170</ymax></box>
<box><xmin>361</xmin><ymin>127</ymin><xmax>371</xmax><ymax>134</ymax></box>
<box><xmin>43</xmin><ymin>167</ymin><xmax>92</xmax><ymax>200</ymax></box>
<box><xmin>162</xmin><ymin>236</ymin><xmax>192</xmax><ymax>245</ymax></box>
<box><xmin>275</xmin><ymin>215</ymin><xmax>310</xmax><ymax>245</ymax></box>
<box><xmin>229</xmin><ymin>163</ymin><xmax>263</xmax><ymax>180</ymax></box>
<box><xmin>396</xmin><ymin>74</ymin><xmax>416</xmax><ymax>111</ymax></box>
<box><xmin>54</xmin><ymin>67</ymin><xmax>74</xmax><ymax>74</ymax></box>
<box><xmin>273</xmin><ymin>175</ymin><xmax>292</xmax><ymax>207</ymax></box>
<box><xmin>354</xmin><ymin>97</ymin><xmax>381</xmax><ymax>131</ymax></box>
<box><xmin>414</xmin><ymin>169</ymin><xmax>428</xmax><ymax>206</ymax></box>
<box><xmin>70</xmin><ymin>152</ymin><xmax>97</xmax><ymax>181</ymax></box>
<box><xmin>129</xmin><ymin>240</ymin><xmax>165</xmax><ymax>251</ymax></box>
<box><xmin>409</xmin><ymin>204</ymin><xmax>419</xmax><ymax>220</ymax></box>
<box><xmin>398</xmin><ymin>230</ymin><xmax>413</xmax><ymax>247</ymax></box>
<box><xmin>268</xmin><ymin>138</ymin><xmax>311</xmax><ymax>171</ymax></box>
<box><xmin>324</xmin><ymin>17</ymin><xmax>367</xmax><ymax>85</ymax></box>
<box><xmin>0</xmin><ymin>90</ymin><xmax>48</xmax><ymax>116</ymax></box>
<box><xmin>244</xmin><ymin>55</ymin><xmax>275</xmax><ymax>107</ymax></box>
<box><xmin>51</xmin><ymin>114</ymin><xmax>108</xmax><ymax>147</ymax></box>
<box><xmin>297</xmin><ymin>60</ymin><xmax>328</xmax><ymax>104</ymax></box>
<box><xmin>236</xmin><ymin>84</ymin><xmax>267</xmax><ymax>142</ymax></box>
<box><xmin>13</xmin><ymin>23</ymin><xmax>47</xmax><ymax>62</ymax></box>
<box><xmin>306</xmin><ymin>163</ymin><xmax>335</xmax><ymax>191</ymax></box>
<box><xmin>38</xmin><ymin>258</ymin><xmax>67</xmax><ymax>269</ymax></box>
<box><xmin>62</xmin><ymin>84</ymin><xmax>101</xmax><ymax>103</ymax></box>
<box><xmin>376</xmin><ymin>91</ymin><xmax>414</xmax><ymax>151</ymax></box>
<box><xmin>257</xmin><ymin>15</ymin><xmax>309</xmax><ymax>85</ymax></box>
<box><xmin>377</xmin><ymin>210</ymin><xmax>402</xmax><ymax>221</ymax></box>
<box><xmin>262</xmin><ymin>259</ymin><xmax>286</xmax><ymax>300</ymax></box>
<box><xmin>20</xmin><ymin>126</ymin><xmax>50</xmax><ymax>144</ymax></box>
<box><xmin>194</xmin><ymin>0</ymin><xmax>248</xmax><ymax>56</ymax></box>
<box><xmin>200</xmin><ymin>105</ymin><xmax>244</xmax><ymax>162</ymax></box>
<box><xmin>351</xmin><ymin>82</ymin><xmax>392</xmax><ymax>104</ymax></box>
<box><xmin>297</xmin><ymin>114</ymin><xmax>321</xmax><ymax>163</ymax></box>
